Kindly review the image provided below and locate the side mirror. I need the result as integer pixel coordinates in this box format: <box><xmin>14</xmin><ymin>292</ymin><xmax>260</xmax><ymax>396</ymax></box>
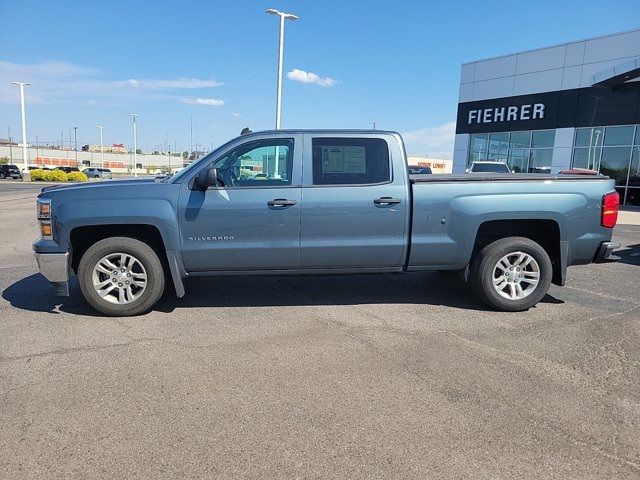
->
<box><xmin>465</xmin><ymin>168</ymin><xmax>470</xmax><ymax>174</ymax></box>
<box><xmin>194</xmin><ymin>167</ymin><xmax>219</xmax><ymax>190</ymax></box>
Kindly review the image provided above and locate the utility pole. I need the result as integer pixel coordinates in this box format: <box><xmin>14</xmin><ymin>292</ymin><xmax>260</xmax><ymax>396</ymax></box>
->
<box><xmin>96</xmin><ymin>125</ymin><xmax>106</xmax><ymax>168</ymax></box>
<box><xmin>73</xmin><ymin>126</ymin><xmax>78</xmax><ymax>165</ymax></box>
<box><xmin>189</xmin><ymin>116</ymin><xmax>193</xmax><ymax>157</ymax></box>
<box><xmin>370</xmin><ymin>121</ymin><xmax>379</xmax><ymax>130</ymax></box>
<box><xmin>130</xmin><ymin>114</ymin><xmax>139</xmax><ymax>178</ymax></box>
<box><xmin>8</xmin><ymin>126</ymin><xmax>12</xmax><ymax>162</ymax></box>
<box><xmin>11</xmin><ymin>82</ymin><xmax>31</xmax><ymax>172</ymax></box>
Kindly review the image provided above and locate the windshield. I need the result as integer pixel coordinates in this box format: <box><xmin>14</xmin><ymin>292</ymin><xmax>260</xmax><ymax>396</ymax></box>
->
<box><xmin>471</xmin><ymin>163</ymin><xmax>511</xmax><ymax>173</ymax></box>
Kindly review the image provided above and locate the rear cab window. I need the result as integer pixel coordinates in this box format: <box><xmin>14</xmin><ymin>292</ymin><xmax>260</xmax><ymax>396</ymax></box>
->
<box><xmin>311</xmin><ymin>138</ymin><xmax>391</xmax><ymax>185</ymax></box>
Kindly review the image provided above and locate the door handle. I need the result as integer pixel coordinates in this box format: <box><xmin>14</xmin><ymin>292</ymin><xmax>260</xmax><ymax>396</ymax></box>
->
<box><xmin>267</xmin><ymin>198</ymin><xmax>297</xmax><ymax>207</ymax></box>
<box><xmin>374</xmin><ymin>197</ymin><xmax>401</xmax><ymax>205</ymax></box>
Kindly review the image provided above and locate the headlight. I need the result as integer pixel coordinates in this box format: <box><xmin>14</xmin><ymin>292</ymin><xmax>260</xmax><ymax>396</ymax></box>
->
<box><xmin>36</xmin><ymin>198</ymin><xmax>53</xmax><ymax>239</ymax></box>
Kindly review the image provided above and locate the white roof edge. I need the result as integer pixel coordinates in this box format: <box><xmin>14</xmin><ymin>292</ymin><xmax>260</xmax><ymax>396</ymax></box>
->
<box><xmin>461</xmin><ymin>27</ymin><xmax>640</xmax><ymax>66</ymax></box>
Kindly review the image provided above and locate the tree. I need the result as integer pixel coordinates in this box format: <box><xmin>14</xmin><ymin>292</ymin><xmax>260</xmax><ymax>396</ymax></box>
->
<box><xmin>182</xmin><ymin>151</ymin><xmax>189</xmax><ymax>159</ymax></box>
<box><xmin>136</xmin><ymin>148</ymin><xmax>142</xmax><ymax>155</ymax></box>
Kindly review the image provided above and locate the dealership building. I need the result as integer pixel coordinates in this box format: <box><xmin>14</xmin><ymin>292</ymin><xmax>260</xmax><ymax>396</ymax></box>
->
<box><xmin>453</xmin><ymin>28</ymin><xmax>640</xmax><ymax>206</ymax></box>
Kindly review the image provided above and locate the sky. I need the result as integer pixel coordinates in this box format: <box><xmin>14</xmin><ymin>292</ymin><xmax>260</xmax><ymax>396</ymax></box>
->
<box><xmin>1</xmin><ymin>0</ymin><xmax>639</xmax><ymax>158</ymax></box>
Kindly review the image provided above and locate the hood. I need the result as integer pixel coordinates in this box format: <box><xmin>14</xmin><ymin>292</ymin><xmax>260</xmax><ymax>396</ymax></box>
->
<box><xmin>39</xmin><ymin>177</ymin><xmax>158</xmax><ymax>196</ymax></box>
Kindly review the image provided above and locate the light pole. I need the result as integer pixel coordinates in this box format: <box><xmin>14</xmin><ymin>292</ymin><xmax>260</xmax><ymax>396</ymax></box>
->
<box><xmin>130</xmin><ymin>113</ymin><xmax>140</xmax><ymax>178</ymax></box>
<box><xmin>266</xmin><ymin>8</ymin><xmax>297</xmax><ymax>178</ymax></box>
<box><xmin>73</xmin><ymin>126</ymin><xmax>78</xmax><ymax>166</ymax></box>
<box><xmin>266</xmin><ymin>8</ymin><xmax>298</xmax><ymax>129</ymax></box>
<box><xmin>11</xmin><ymin>82</ymin><xmax>31</xmax><ymax>173</ymax></box>
<box><xmin>96</xmin><ymin>125</ymin><xmax>105</xmax><ymax>168</ymax></box>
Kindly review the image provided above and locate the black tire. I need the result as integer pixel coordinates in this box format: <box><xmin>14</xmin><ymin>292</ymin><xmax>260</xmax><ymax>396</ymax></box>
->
<box><xmin>470</xmin><ymin>236</ymin><xmax>552</xmax><ymax>312</ymax></box>
<box><xmin>78</xmin><ymin>237</ymin><xmax>165</xmax><ymax>316</ymax></box>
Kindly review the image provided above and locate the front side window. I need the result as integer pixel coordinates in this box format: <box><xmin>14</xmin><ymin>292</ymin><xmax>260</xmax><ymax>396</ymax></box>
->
<box><xmin>312</xmin><ymin>138</ymin><xmax>390</xmax><ymax>185</ymax></box>
<box><xmin>210</xmin><ymin>138</ymin><xmax>294</xmax><ymax>187</ymax></box>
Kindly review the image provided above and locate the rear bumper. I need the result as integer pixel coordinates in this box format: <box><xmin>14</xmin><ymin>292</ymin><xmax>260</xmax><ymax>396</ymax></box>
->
<box><xmin>34</xmin><ymin>252</ymin><xmax>70</xmax><ymax>296</ymax></box>
<box><xmin>594</xmin><ymin>241</ymin><xmax>621</xmax><ymax>263</ymax></box>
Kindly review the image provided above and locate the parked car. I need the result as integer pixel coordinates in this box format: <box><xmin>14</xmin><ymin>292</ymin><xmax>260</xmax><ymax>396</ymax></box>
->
<box><xmin>83</xmin><ymin>167</ymin><xmax>112</xmax><ymax>179</ymax></box>
<box><xmin>0</xmin><ymin>164</ymin><xmax>22</xmax><ymax>179</ymax></box>
<box><xmin>55</xmin><ymin>166</ymin><xmax>80</xmax><ymax>174</ymax></box>
<box><xmin>466</xmin><ymin>161</ymin><xmax>513</xmax><ymax>173</ymax></box>
<box><xmin>407</xmin><ymin>165</ymin><xmax>432</xmax><ymax>175</ymax></box>
<box><xmin>33</xmin><ymin>129</ymin><xmax>620</xmax><ymax>316</ymax></box>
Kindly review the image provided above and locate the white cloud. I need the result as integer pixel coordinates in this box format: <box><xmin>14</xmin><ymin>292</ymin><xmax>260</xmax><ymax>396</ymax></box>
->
<box><xmin>180</xmin><ymin>98</ymin><xmax>225</xmax><ymax>107</ymax></box>
<box><xmin>0</xmin><ymin>60</ymin><xmax>223</xmax><ymax>104</ymax></box>
<box><xmin>402</xmin><ymin>122</ymin><xmax>456</xmax><ymax>159</ymax></box>
<box><xmin>286</xmin><ymin>68</ymin><xmax>336</xmax><ymax>87</ymax></box>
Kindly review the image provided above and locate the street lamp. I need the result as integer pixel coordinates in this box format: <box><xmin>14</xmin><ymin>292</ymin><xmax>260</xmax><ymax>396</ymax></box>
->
<box><xmin>130</xmin><ymin>113</ymin><xmax>140</xmax><ymax>178</ymax></box>
<box><xmin>96</xmin><ymin>125</ymin><xmax>106</xmax><ymax>168</ymax></box>
<box><xmin>11</xmin><ymin>82</ymin><xmax>31</xmax><ymax>174</ymax></box>
<box><xmin>266</xmin><ymin>8</ymin><xmax>298</xmax><ymax>129</ymax></box>
<box><xmin>73</xmin><ymin>126</ymin><xmax>78</xmax><ymax>166</ymax></box>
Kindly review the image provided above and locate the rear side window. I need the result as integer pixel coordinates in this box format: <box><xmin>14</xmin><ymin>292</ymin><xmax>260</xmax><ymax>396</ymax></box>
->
<box><xmin>312</xmin><ymin>137</ymin><xmax>390</xmax><ymax>185</ymax></box>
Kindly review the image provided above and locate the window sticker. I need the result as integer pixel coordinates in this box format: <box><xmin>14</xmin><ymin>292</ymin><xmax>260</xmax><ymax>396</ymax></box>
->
<box><xmin>321</xmin><ymin>146</ymin><xmax>366</xmax><ymax>174</ymax></box>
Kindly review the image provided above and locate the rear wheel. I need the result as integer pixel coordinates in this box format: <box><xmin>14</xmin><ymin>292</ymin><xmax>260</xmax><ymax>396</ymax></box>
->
<box><xmin>78</xmin><ymin>237</ymin><xmax>165</xmax><ymax>316</ymax></box>
<box><xmin>470</xmin><ymin>236</ymin><xmax>552</xmax><ymax>311</ymax></box>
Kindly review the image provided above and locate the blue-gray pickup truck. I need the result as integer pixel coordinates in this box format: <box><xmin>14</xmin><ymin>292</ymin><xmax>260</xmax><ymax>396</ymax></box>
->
<box><xmin>33</xmin><ymin>130</ymin><xmax>620</xmax><ymax>316</ymax></box>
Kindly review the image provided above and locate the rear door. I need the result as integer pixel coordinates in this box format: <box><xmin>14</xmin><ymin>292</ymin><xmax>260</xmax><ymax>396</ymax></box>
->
<box><xmin>178</xmin><ymin>134</ymin><xmax>303</xmax><ymax>271</ymax></box>
<box><xmin>300</xmin><ymin>134</ymin><xmax>409</xmax><ymax>269</ymax></box>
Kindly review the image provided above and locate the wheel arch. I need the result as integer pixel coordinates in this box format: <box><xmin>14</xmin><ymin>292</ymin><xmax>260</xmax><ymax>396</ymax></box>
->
<box><xmin>471</xmin><ymin>219</ymin><xmax>564</xmax><ymax>286</ymax></box>
<box><xmin>69</xmin><ymin>224</ymin><xmax>186</xmax><ymax>297</ymax></box>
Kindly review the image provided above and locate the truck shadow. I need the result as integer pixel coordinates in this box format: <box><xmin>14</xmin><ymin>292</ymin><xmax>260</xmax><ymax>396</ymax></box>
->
<box><xmin>2</xmin><ymin>271</ymin><xmax>564</xmax><ymax>316</ymax></box>
<box><xmin>614</xmin><ymin>243</ymin><xmax>640</xmax><ymax>267</ymax></box>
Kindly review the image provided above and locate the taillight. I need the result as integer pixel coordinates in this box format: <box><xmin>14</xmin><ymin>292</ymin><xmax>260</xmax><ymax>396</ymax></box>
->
<box><xmin>601</xmin><ymin>191</ymin><xmax>619</xmax><ymax>228</ymax></box>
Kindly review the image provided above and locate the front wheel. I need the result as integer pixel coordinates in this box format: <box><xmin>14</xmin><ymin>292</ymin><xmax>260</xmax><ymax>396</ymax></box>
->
<box><xmin>470</xmin><ymin>236</ymin><xmax>552</xmax><ymax>311</ymax></box>
<box><xmin>78</xmin><ymin>237</ymin><xmax>165</xmax><ymax>316</ymax></box>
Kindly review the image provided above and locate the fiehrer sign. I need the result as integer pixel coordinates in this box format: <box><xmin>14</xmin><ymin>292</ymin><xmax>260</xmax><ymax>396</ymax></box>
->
<box><xmin>467</xmin><ymin>103</ymin><xmax>545</xmax><ymax>124</ymax></box>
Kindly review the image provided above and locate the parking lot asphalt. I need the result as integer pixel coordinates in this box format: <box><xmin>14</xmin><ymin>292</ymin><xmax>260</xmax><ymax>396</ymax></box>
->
<box><xmin>1</xmin><ymin>181</ymin><xmax>639</xmax><ymax>479</ymax></box>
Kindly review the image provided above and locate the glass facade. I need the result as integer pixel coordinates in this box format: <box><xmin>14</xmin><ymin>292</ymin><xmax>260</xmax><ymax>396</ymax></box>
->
<box><xmin>572</xmin><ymin>124</ymin><xmax>640</xmax><ymax>206</ymax></box>
<box><xmin>468</xmin><ymin>130</ymin><xmax>555</xmax><ymax>173</ymax></box>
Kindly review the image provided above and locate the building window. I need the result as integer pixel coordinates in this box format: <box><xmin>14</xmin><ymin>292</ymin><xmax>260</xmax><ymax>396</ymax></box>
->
<box><xmin>468</xmin><ymin>129</ymin><xmax>555</xmax><ymax>173</ymax></box>
<box><xmin>572</xmin><ymin>124</ymin><xmax>640</xmax><ymax>205</ymax></box>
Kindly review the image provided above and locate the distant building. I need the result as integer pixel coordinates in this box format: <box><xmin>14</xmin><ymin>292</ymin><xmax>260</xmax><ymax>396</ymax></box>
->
<box><xmin>87</xmin><ymin>144</ymin><xmax>128</xmax><ymax>154</ymax></box>
<box><xmin>406</xmin><ymin>155</ymin><xmax>453</xmax><ymax>174</ymax></box>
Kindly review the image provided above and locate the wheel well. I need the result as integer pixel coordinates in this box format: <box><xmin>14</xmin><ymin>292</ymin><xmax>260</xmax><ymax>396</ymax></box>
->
<box><xmin>69</xmin><ymin>224</ymin><xmax>168</xmax><ymax>274</ymax></box>
<box><xmin>472</xmin><ymin>219</ymin><xmax>562</xmax><ymax>284</ymax></box>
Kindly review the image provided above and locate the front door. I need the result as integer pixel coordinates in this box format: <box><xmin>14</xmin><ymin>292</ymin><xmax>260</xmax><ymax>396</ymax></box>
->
<box><xmin>178</xmin><ymin>136</ymin><xmax>302</xmax><ymax>271</ymax></box>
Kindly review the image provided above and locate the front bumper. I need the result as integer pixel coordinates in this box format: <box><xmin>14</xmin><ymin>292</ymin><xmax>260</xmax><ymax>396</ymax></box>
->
<box><xmin>34</xmin><ymin>252</ymin><xmax>70</xmax><ymax>296</ymax></box>
<box><xmin>594</xmin><ymin>241</ymin><xmax>621</xmax><ymax>263</ymax></box>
